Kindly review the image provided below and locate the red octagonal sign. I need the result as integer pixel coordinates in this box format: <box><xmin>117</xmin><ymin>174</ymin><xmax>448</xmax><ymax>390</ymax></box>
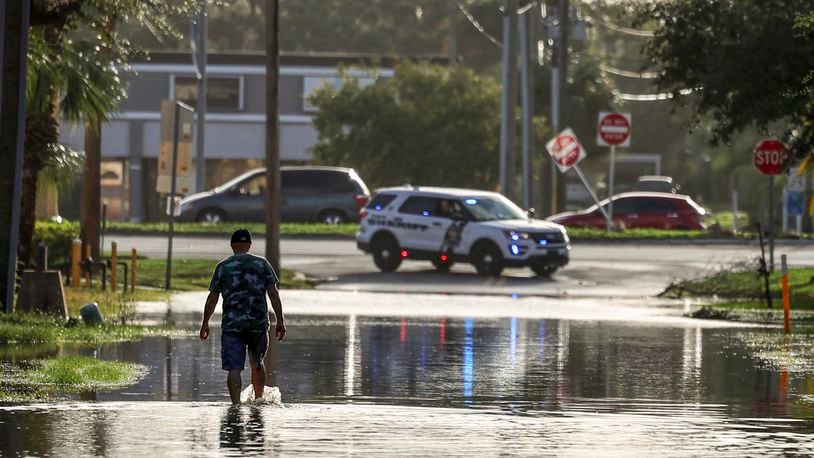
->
<box><xmin>753</xmin><ymin>138</ymin><xmax>790</xmax><ymax>176</ymax></box>
<box><xmin>546</xmin><ymin>128</ymin><xmax>587</xmax><ymax>173</ymax></box>
<box><xmin>597</xmin><ymin>112</ymin><xmax>631</xmax><ymax>147</ymax></box>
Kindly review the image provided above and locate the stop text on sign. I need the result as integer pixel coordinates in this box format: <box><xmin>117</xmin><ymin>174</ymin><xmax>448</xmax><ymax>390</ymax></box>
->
<box><xmin>753</xmin><ymin>138</ymin><xmax>790</xmax><ymax>176</ymax></box>
<box><xmin>546</xmin><ymin>128</ymin><xmax>587</xmax><ymax>173</ymax></box>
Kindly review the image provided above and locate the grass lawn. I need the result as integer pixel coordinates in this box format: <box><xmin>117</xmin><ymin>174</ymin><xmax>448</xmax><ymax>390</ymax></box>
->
<box><xmin>107</xmin><ymin>221</ymin><xmax>358</xmax><ymax>237</ymax></box>
<box><xmin>662</xmin><ymin>266</ymin><xmax>814</xmax><ymax>324</ymax></box>
<box><xmin>135</xmin><ymin>258</ymin><xmax>315</xmax><ymax>291</ymax></box>
<box><xmin>1</xmin><ymin>355</ymin><xmax>147</xmax><ymax>401</ymax></box>
<box><xmin>104</xmin><ymin>219</ymin><xmax>801</xmax><ymax>241</ymax></box>
<box><xmin>0</xmin><ymin>313</ymin><xmax>179</xmax><ymax>345</ymax></box>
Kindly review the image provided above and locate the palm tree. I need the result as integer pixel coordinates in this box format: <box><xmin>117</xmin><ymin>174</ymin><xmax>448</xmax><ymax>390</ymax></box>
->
<box><xmin>20</xmin><ymin>0</ymin><xmax>193</xmax><ymax>267</ymax></box>
<box><xmin>21</xmin><ymin>30</ymin><xmax>124</xmax><ymax>266</ymax></box>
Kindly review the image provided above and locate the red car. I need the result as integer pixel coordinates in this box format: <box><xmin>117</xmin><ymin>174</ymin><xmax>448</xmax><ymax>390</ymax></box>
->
<box><xmin>546</xmin><ymin>192</ymin><xmax>707</xmax><ymax>230</ymax></box>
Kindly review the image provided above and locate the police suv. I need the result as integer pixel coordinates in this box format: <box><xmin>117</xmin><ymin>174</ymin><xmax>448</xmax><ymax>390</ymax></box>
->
<box><xmin>356</xmin><ymin>186</ymin><xmax>570</xmax><ymax>276</ymax></box>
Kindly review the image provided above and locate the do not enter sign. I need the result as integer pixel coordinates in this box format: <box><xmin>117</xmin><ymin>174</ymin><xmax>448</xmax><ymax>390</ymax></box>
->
<box><xmin>597</xmin><ymin>112</ymin><xmax>631</xmax><ymax>147</ymax></box>
<box><xmin>753</xmin><ymin>138</ymin><xmax>790</xmax><ymax>176</ymax></box>
<box><xmin>546</xmin><ymin>128</ymin><xmax>587</xmax><ymax>173</ymax></box>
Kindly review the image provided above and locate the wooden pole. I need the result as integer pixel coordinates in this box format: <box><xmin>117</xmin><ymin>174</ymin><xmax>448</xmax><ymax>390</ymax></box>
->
<box><xmin>781</xmin><ymin>254</ymin><xmax>791</xmax><ymax>334</ymax></box>
<box><xmin>110</xmin><ymin>241</ymin><xmax>118</xmax><ymax>291</ymax></box>
<box><xmin>130</xmin><ymin>248</ymin><xmax>137</xmax><ymax>293</ymax></box>
<box><xmin>70</xmin><ymin>238</ymin><xmax>81</xmax><ymax>287</ymax></box>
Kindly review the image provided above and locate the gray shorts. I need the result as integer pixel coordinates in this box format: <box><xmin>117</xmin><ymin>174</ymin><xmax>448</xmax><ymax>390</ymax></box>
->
<box><xmin>221</xmin><ymin>330</ymin><xmax>269</xmax><ymax>371</ymax></box>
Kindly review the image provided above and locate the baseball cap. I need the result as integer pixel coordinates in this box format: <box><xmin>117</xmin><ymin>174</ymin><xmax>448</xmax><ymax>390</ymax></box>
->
<box><xmin>230</xmin><ymin>228</ymin><xmax>252</xmax><ymax>244</ymax></box>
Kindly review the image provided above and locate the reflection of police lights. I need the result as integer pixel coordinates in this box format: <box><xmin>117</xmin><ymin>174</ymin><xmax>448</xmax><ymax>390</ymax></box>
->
<box><xmin>400</xmin><ymin>250</ymin><xmax>409</xmax><ymax>258</ymax></box>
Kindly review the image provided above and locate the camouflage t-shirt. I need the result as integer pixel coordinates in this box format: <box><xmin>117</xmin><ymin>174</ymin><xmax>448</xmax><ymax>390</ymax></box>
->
<box><xmin>208</xmin><ymin>253</ymin><xmax>279</xmax><ymax>333</ymax></box>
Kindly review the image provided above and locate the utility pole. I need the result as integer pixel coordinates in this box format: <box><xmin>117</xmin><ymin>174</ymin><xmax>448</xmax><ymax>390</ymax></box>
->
<box><xmin>194</xmin><ymin>0</ymin><xmax>207</xmax><ymax>192</ymax></box>
<box><xmin>265</xmin><ymin>0</ymin><xmax>281</xmax><ymax>272</ymax></box>
<box><xmin>547</xmin><ymin>0</ymin><xmax>568</xmax><ymax>214</ymax></box>
<box><xmin>499</xmin><ymin>0</ymin><xmax>518</xmax><ymax>199</ymax></box>
<box><xmin>520</xmin><ymin>9</ymin><xmax>534</xmax><ymax>210</ymax></box>
<box><xmin>556</xmin><ymin>0</ymin><xmax>569</xmax><ymax>213</ymax></box>
<box><xmin>448</xmin><ymin>0</ymin><xmax>458</xmax><ymax>66</ymax></box>
<box><xmin>0</xmin><ymin>1</ymin><xmax>30</xmax><ymax>313</ymax></box>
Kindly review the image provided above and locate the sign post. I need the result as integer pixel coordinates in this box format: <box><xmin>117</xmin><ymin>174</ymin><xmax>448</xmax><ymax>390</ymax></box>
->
<box><xmin>597</xmin><ymin>112</ymin><xmax>631</xmax><ymax>232</ymax></box>
<box><xmin>753</xmin><ymin>138</ymin><xmax>791</xmax><ymax>271</ymax></box>
<box><xmin>546</xmin><ymin>128</ymin><xmax>611</xmax><ymax>227</ymax></box>
<box><xmin>159</xmin><ymin>100</ymin><xmax>195</xmax><ymax>290</ymax></box>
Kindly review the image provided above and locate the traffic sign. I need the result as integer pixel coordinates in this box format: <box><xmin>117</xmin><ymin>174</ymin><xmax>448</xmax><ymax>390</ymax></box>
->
<box><xmin>753</xmin><ymin>138</ymin><xmax>790</xmax><ymax>176</ymax></box>
<box><xmin>157</xmin><ymin>100</ymin><xmax>195</xmax><ymax>194</ymax></box>
<box><xmin>597</xmin><ymin>112</ymin><xmax>631</xmax><ymax>147</ymax></box>
<box><xmin>546</xmin><ymin>128</ymin><xmax>587</xmax><ymax>173</ymax></box>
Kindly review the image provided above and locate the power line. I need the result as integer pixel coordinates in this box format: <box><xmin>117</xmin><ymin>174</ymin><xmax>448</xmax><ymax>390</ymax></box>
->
<box><xmin>613</xmin><ymin>87</ymin><xmax>694</xmax><ymax>102</ymax></box>
<box><xmin>589</xmin><ymin>14</ymin><xmax>654</xmax><ymax>37</ymax></box>
<box><xmin>456</xmin><ymin>1</ymin><xmax>502</xmax><ymax>48</ymax></box>
<box><xmin>599</xmin><ymin>63</ymin><xmax>659</xmax><ymax>79</ymax></box>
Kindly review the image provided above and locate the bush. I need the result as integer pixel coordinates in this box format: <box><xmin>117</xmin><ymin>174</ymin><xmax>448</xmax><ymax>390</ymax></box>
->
<box><xmin>34</xmin><ymin>220</ymin><xmax>80</xmax><ymax>267</ymax></box>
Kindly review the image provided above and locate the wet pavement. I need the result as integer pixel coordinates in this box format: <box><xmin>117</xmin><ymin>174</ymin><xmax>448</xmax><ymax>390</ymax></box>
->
<box><xmin>2</xmin><ymin>292</ymin><xmax>814</xmax><ymax>456</ymax></box>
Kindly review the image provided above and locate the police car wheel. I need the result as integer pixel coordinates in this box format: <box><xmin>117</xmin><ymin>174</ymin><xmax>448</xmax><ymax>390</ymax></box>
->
<box><xmin>472</xmin><ymin>242</ymin><xmax>504</xmax><ymax>276</ymax></box>
<box><xmin>372</xmin><ymin>236</ymin><xmax>401</xmax><ymax>272</ymax></box>
<box><xmin>431</xmin><ymin>258</ymin><xmax>454</xmax><ymax>272</ymax></box>
<box><xmin>531</xmin><ymin>264</ymin><xmax>557</xmax><ymax>277</ymax></box>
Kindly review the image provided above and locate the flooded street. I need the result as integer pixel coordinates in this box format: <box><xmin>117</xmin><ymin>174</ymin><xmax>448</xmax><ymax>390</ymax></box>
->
<box><xmin>2</xmin><ymin>294</ymin><xmax>814</xmax><ymax>455</ymax></box>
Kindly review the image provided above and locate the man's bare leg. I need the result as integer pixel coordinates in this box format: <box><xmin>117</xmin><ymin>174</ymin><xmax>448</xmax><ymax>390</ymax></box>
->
<box><xmin>227</xmin><ymin>370</ymin><xmax>242</xmax><ymax>404</ymax></box>
<box><xmin>251</xmin><ymin>363</ymin><xmax>266</xmax><ymax>399</ymax></box>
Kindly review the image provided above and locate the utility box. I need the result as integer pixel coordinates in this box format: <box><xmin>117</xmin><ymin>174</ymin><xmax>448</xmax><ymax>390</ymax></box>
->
<box><xmin>16</xmin><ymin>270</ymin><xmax>68</xmax><ymax>319</ymax></box>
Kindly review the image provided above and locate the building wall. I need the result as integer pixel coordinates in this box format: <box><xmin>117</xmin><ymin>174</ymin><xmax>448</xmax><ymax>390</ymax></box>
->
<box><xmin>59</xmin><ymin>57</ymin><xmax>394</xmax><ymax>221</ymax></box>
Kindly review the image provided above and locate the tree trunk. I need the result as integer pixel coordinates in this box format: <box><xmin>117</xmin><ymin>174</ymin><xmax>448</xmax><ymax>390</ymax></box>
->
<box><xmin>80</xmin><ymin>122</ymin><xmax>101</xmax><ymax>259</ymax></box>
<box><xmin>19</xmin><ymin>110</ymin><xmax>57</xmax><ymax>267</ymax></box>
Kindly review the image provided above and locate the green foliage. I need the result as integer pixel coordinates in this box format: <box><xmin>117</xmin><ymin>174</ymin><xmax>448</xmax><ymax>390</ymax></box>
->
<box><xmin>633</xmin><ymin>0</ymin><xmax>814</xmax><ymax>157</ymax></box>
<box><xmin>0</xmin><ymin>313</ymin><xmax>175</xmax><ymax>344</ymax></box>
<box><xmin>310</xmin><ymin>61</ymin><xmax>507</xmax><ymax>189</ymax></box>
<box><xmin>33</xmin><ymin>220</ymin><xmax>80</xmax><ymax>266</ymax></box>
<box><xmin>1</xmin><ymin>355</ymin><xmax>147</xmax><ymax>399</ymax></box>
<box><xmin>135</xmin><ymin>258</ymin><xmax>315</xmax><ymax>291</ymax></box>
<box><xmin>106</xmin><ymin>221</ymin><xmax>359</xmax><ymax>237</ymax></box>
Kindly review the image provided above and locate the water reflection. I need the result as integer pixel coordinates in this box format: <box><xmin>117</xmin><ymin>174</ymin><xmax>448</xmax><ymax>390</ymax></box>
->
<box><xmin>2</xmin><ymin>314</ymin><xmax>814</xmax><ymax>455</ymax></box>
<box><xmin>220</xmin><ymin>405</ymin><xmax>266</xmax><ymax>454</ymax></box>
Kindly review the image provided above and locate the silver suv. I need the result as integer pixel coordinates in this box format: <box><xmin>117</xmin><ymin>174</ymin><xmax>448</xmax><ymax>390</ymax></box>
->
<box><xmin>356</xmin><ymin>186</ymin><xmax>570</xmax><ymax>276</ymax></box>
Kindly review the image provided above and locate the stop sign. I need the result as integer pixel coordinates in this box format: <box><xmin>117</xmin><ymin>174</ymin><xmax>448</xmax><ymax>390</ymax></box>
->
<box><xmin>753</xmin><ymin>138</ymin><xmax>790</xmax><ymax>176</ymax></box>
<box><xmin>546</xmin><ymin>128</ymin><xmax>586</xmax><ymax>173</ymax></box>
<box><xmin>597</xmin><ymin>112</ymin><xmax>631</xmax><ymax>147</ymax></box>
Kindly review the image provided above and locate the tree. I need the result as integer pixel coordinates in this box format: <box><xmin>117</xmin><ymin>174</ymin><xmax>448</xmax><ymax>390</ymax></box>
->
<box><xmin>632</xmin><ymin>0</ymin><xmax>814</xmax><ymax>158</ymax></box>
<box><xmin>309</xmin><ymin>61</ymin><xmax>506</xmax><ymax>189</ymax></box>
<box><xmin>18</xmin><ymin>1</ymin><xmax>192</xmax><ymax>266</ymax></box>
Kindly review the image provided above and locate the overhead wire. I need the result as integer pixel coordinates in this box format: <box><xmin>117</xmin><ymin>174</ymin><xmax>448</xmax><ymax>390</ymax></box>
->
<box><xmin>589</xmin><ymin>14</ymin><xmax>654</xmax><ymax>37</ymax></box>
<box><xmin>456</xmin><ymin>1</ymin><xmax>502</xmax><ymax>49</ymax></box>
<box><xmin>599</xmin><ymin>63</ymin><xmax>659</xmax><ymax>79</ymax></box>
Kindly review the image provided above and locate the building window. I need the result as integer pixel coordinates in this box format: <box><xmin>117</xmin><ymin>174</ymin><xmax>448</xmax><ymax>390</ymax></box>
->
<box><xmin>173</xmin><ymin>76</ymin><xmax>244</xmax><ymax>111</ymax></box>
<box><xmin>302</xmin><ymin>76</ymin><xmax>375</xmax><ymax>112</ymax></box>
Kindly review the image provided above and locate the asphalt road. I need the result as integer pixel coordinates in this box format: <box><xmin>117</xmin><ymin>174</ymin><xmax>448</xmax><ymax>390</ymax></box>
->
<box><xmin>108</xmin><ymin>233</ymin><xmax>814</xmax><ymax>298</ymax></box>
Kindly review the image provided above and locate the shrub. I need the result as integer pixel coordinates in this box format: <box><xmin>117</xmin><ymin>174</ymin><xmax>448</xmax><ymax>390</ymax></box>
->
<box><xmin>33</xmin><ymin>220</ymin><xmax>80</xmax><ymax>267</ymax></box>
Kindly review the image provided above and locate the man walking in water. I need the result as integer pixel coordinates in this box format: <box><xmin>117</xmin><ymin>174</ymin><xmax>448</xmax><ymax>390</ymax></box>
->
<box><xmin>200</xmin><ymin>229</ymin><xmax>286</xmax><ymax>404</ymax></box>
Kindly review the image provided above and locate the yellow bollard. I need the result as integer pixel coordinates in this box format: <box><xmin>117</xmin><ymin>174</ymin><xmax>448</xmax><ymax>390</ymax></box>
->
<box><xmin>781</xmin><ymin>254</ymin><xmax>791</xmax><ymax>334</ymax></box>
<box><xmin>70</xmin><ymin>239</ymin><xmax>82</xmax><ymax>287</ymax></box>
<box><xmin>130</xmin><ymin>248</ymin><xmax>137</xmax><ymax>293</ymax></box>
<box><xmin>111</xmin><ymin>241</ymin><xmax>118</xmax><ymax>291</ymax></box>
<box><xmin>84</xmin><ymin>244</ymin><xmax>92</xmax><ymax>287</ymax></box>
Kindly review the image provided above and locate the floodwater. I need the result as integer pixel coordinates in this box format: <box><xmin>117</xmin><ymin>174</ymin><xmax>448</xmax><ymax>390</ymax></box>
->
<box><xmin>2</xmin><ymin>314</ymin><xmax>814</xmax><ymax>456</ymax></box>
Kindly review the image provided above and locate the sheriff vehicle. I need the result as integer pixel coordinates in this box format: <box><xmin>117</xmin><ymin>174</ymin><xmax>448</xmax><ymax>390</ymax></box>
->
<box><xmin>356</xmin><ymin>186</ymin><xmax>570</xmax><ymax>276</ymax></box>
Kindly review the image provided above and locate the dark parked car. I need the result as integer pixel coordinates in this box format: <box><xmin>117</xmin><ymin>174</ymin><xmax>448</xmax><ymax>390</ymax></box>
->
<box><xmin>177</xmin><ymin>166</ymin><xmax>370</xmax><ymax>223</ymax></box>
<box><xmin>546</xmin><ymin>192</ymin><xmax>707</xmax><ymax>230</ymax></box>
